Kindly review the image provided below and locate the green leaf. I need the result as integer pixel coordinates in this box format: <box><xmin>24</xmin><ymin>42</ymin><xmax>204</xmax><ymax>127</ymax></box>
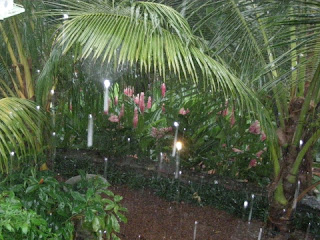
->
<box><xmin>116</xmin><ymin>212</ymin><xmax>127</xmax><ymax>223</ymax></box>
<box><xmin>110</xmin><ymin>214</ymin><xmax>120</xmax><ymax>233</ymax></box>
<box><xmin>26</xmin><ymin>184</ymin><xmax>40</xmax><ymax>194</ymax></box>
<box><xmin>4</xmin><ymin>223</ymin><xmax>13</xmax><ymax>232</ymax></box>
<box><xmin>105</xmin><ymin>202</ymin><xmax>115</xmax><ymax>211</ymax></box>
<box><xmin>86</xmin><ymin>188</ymin><xmax>95</xmax><ymax>200</ymax></box>
<box><xmin>71</xmin><ymin>191</ymin><xmax>86</xmax><ymax>202</ymax></box>
<box><xmin>114</xmin><ymin>195</ymin><xmax>123</xmax><ymax>202</ymax></box>
<box><xmin>92</xmin><ymin>216</ymin><xmax>100</xmax><ymax>232</ymax></box>
<box><xmin>21</xmin><ymin>224</ymin><xmax>29</xmax><ymax>234</ymax></box>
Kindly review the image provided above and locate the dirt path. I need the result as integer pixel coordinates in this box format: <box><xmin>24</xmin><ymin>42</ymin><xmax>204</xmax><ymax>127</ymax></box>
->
<box><xmin>111</xmin><ymin>185</ymin><xmax>265</xmax><ymax>240</ymax></box>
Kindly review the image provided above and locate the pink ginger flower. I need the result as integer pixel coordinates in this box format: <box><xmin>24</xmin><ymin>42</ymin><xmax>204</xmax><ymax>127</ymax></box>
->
<box><xmin>133</xmin><ymin>107</ymin><xmax>138</xmax><ymax>128</ymax></box>
<box><xmin>147</xmin><ymin>96</ymin><xmax>152</xmax><ymax>109</ymax></box>
<box><xmin>248</xmin><ymin>120</ymin><xmax>261</xmax><ymax>135</ymax></box>
<box><xmin>256</xmin><ymin>150</ymin><xmax>264</xmax><ymax>158</ymax></box>
<box><xmin>230</xmin><ymin>108</ymin><xmax>235</xmax><ymax>127</ymax></box>
<box><xmin>161</xmin><ymin>83</ymin><xmax>166</xmax><ymax>98</ymax></box>
<box><xmin>108</xmin><ymin>114</ymin><xmax>119</xmax><ymax>123</ymax></box>
<box><xmin>119</xmin><ymin>104</ymin><xmax>125</xmax><ymax>119</ymax></box>
<box><xmin>261</xmin><ymin>131</ymin><xmax>267</xmax><ymax>141</ymax></box>
<box><xmin>139</xmin><ymin>92</ymin><xmax>145</xmax><ymax>113</ymax></box>
<box><xmin>179</xmin><ymin>108</ymin><xmax>190</xmax><ymax>115</ymax></box>
<box><xmin>151</xmin><ymin>127</ymin><xmax>173</xmax><ymax>139</ymax></box>
<box><xmin>249</xmin><ymin>159</ymin><xmax>257</xmax><ymax>168</ymax></box>
<box><xmin>134</xmin><ymin>94</ymin><xmax>140</xmax><ymax>105</ymax></box>
<box><xmin>114</xmin><ymin>96</ymin><xmax>118</xmax><ymax>106</ymax></box>
<box><xmin>232</xmin><ymin>148</ymin><xmax>244</xmax><ymax>153</ymax></box>
<box><xmin>124</xmin><ymin>87</ymin><xmax>134</xmax><ymax>97</ymax></box>
<box><xmin>222</xmin><ymin>108</ymin><xmax>228</xmax><ymax>117</ymax></box>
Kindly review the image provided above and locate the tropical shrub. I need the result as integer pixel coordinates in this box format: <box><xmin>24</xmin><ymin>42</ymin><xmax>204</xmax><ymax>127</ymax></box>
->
<box><xmin>1</xmin><ymin>169</ymin><xmax>127</xmax><ymax>239</ymax></box>
<box><xmin>0</xmin><ymin>191</ymin><xmax>56</xmax><ymax>240</ymax></box>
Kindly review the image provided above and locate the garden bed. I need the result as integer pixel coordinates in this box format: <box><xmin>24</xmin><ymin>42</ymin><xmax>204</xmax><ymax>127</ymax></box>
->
<box><xmin>55</xmin><ymin>149</ymin><xmax>319</xmax><ymax>239</ymax></box>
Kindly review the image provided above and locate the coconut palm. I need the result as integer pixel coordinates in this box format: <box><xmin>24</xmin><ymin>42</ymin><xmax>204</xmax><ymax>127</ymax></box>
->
<box><xmin>37</xmin><ymin>0</ymin><xmax>268</xmax><ymax>118</ymax></box>
<box><xmin>184</xmin><ymin>0</ymin><xmax>320</xmax><ymax>236</ymax></box>
<box><xmin>0</xmin><ymin>0</ymin><xmax>51</xmax><ymax>173</ymax></box>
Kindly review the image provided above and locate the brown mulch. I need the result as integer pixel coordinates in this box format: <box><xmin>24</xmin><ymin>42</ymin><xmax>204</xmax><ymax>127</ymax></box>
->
<box><xmin>110</xmin><ymin>185</ymin><xmax>265</xmax><ymax>240</ymax></box>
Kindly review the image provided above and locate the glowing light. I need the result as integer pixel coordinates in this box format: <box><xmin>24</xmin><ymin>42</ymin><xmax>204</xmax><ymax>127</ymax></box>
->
<box><xmin>174</xmin><ymin>121</ymin><xmax>179</xmax><ymax>127</ymax></box>
<box><xmin>244</xmin><ymin>201</ymin><xmax>248</xmax><ymax>208</ymax></box>
<box><xmin>36</xmin><ymin>105</ymin><xmax>40</xmax><ymax>110</ymax></box>
<box><xmin>104</xmin><ymin>80</ymin><xmax>111</xmax><ymax>88</ymax></box>
<box><xmin>10</xmin><ymin>151</ymin><xmax>15</xmax><ymax>156</ymax></box>
<box><xmin>176</xmin><ymin>141</ymin><xmax>182</xmax><ymax>151</ymax></box>
<box><xmin>63</xmin><ymin>14</ymin><xmax>69</xmax><ymax>19</ymax></box>
<box><xmin>50</xmin><ymin>89</ymin><xmax>55</xmax><ymax>95</ymax></box>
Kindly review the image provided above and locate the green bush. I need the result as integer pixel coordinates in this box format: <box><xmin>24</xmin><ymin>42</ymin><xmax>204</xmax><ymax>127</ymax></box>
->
<box><xmin>0</xmin><ymin>191</ymin><xmax>56</xmax><ymax>240</ymax></box>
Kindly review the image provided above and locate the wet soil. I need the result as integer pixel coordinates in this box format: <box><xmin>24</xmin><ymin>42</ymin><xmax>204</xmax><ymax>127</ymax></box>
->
<box><xmin>111</xmin><ymin>185</ymin><xmax>264</xmax><ymax>240</ymax></box>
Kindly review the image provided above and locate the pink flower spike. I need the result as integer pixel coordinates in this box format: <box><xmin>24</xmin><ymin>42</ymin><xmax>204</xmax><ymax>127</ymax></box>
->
<box><xmin>147</xmin><ymin>96</ymin><xmax>152</xmax><ymax>109</ymax></box>
<box><xmin>261</xmin><ymin>131</ymin><xmax>267</xmax><ymax>141</ymax></box>
<box><xmin>230</xmin><ymin>108</ymin><xmax>235</xmax><ymax>127</ymax></box>
<box><xmin>161</xmin><ymin>83</ymin><xmax>166</xmax><ymax>98</ymax></box>
<box><xmin>134</xmin><ymin>94</ymin><xmax>140</xmax><ymax>105</ymax></box>
<box><xmin>249</xmin><ymin>159</ymin><xmax>257</xmax><ymax>168</ymax></box>
<box><xmin>114</xmin><ymin>96</ymin><xmax>119</xmax><ymax>106</ymax></box>
<box><xmin>222</xmin><ymin>143</ymin><xmax>227</xmax><ymax>147</ymax></box>
<box><xmin>256</xmin><ymin>150</ymin><xmax>264</xmax><ymax>158</ymax></box>
<box><xmin>119</xmin><ymin>104</ymin><xmax>125</xmax><ymax>119</ymax></box>
<box><xmin>248</xmin><ymin>120</ymin><xmax>261</xmax><ymax>135</ymax></box>
<box><xmin>124</xmin><ymin>87</ymin><xmax>134</xmax><ymax>97</ymax></box>
<box><xmin>179</xmin><ymin>108</ymin><xmax>190</xmax><ymax>115</ymax></box>
<box><xmin>139</xmin><ymin>92</ymin><xmax>145</xmax><ymax>113</ymax></box>
<box><xmin>108</xmin><ymin>114</ymin><xmax>119</xmax><ymax>123</ymax></box>
<box><xmin>232</xmin><ymin>148</ymin><xmax>244</xmax><ymax>153</ymax></box>
<box><xmin>133</xmin><ymin>107</ymin><xmax>139</xmax><ymax>128</ymax></box>
<box><xmin>222</xmin><ymin>108</ymin><xmax>228</xmax><ymax>117</ymax></box>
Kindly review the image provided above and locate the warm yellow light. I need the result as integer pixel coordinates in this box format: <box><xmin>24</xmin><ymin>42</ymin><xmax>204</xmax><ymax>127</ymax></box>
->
<box><xmin>176</xmin><ymin>141</ymin><xmax>182</xmax><ymax>151</ymax></box>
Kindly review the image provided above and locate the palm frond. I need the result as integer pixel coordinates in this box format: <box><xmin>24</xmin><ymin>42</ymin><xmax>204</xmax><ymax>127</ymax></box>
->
<box><xmin>0</xmin><ymin>98</ymin><xmax>46</xmax><ymax>173</ymax></box>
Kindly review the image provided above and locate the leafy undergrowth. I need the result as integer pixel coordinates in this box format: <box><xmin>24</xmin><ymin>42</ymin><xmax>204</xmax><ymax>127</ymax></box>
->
<box><xmin>0</xmin><ymin>169</ymin><xmax>127</xmax><ymax>240</ymax></box>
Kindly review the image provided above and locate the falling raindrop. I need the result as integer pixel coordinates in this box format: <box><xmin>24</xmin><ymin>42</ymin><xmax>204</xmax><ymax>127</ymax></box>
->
<box><xmin>299</xmin><ymin>140</ymin><xmax>303</xmax><ymax>148</ymax></box>
<box><xmin>172</xmin><ymin>122</ymin><xmax>179</xmax><ymax>157</ymax></box>
<box><xmin>248</xmin><ymin>194</ymin><xmax>255</xmax><ymax>223</ymax></box>
<box><xmin>87</xmin><ymin>114</ymin><xmax>94</xmax><ymax>147</ymax></box>
<box><xmin>258</xmin><ymin>227</ymin><xmax>263</xmax><ymax>240</ymax></box>
<box><xmin>292</xmin><ymin>180</ymin><xmax>300</xmax><ymax>210</ymax></box>
<box><xmin>103</xmin><ymin>80</ymin><xmax>111</xmax><ymax>114</ymax></box>
<box><xmin>104</xmin><ymin>157</ymin><xmax>108</xmax><ymax>179</ymax></box>
<box><xmin>193</xmin><ymin>221</ymin><xmax>198</xmax><ymax>240</ymax></box>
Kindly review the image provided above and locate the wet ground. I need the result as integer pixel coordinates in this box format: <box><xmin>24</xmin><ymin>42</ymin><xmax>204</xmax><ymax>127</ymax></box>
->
<box><xmin>111</xmin><ymin>185</ymin><xmax>265</xmax><ymax>240</ymax></box>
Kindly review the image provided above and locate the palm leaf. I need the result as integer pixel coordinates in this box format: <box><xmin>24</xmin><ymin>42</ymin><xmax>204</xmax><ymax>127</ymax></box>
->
<box><xmin>0</xmin><ymin>98</ymin><xmax>46</xmax><ymax>173</ymax></box>
<box><xmin>36</xmin><ymin>0</ymin><xmax>267</xmax><ymax>117</ymax></box>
